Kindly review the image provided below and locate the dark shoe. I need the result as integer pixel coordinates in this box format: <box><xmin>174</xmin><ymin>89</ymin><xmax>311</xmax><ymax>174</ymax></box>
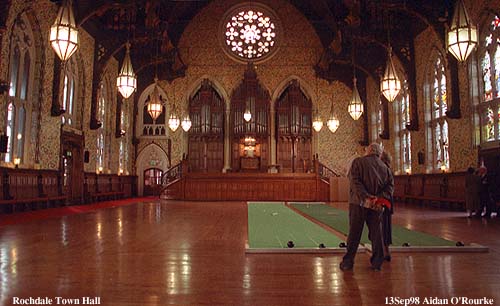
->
<box><xmin>370</xmin><ymin>266</ymin><xmax>381</xmax><ymax>271</ymax></box>
<box><xmin>339</xmin><ymin>262</ymin><xmax>353</xmax><ymax>271</ymax></box>
<box><xmin>384</xmin><ymin>255</ymin><xmax>391</xmax><ymax>262</ymax></box>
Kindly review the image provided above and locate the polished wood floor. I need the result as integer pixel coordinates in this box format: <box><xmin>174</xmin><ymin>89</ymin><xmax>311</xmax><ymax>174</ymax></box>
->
<box><xmin>1</xmin><ymin>200</ymin><xmax>500</xmax><ymax>306</ymax></box>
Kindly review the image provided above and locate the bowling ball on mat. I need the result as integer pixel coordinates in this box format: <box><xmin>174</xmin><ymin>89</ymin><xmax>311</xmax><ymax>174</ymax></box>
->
<box><xmin>318</xmin><ymin>243</ymin><xmax>326</xmax><ymax>248</ymax></box>
<box><xmin>456</xmin><ymin>241</ymin><xmax>464</xmax><ymax>246</ymax></box>
<box><xmin>287</xmin><ymin>241</ymin><xmax>295</xmax><ymax>248</ymax></box>
<box><xmin>339</xmin><ymin>242</ymin><xmax>347</xmax><ymax>248</ymax></box>
<box><xmin>402</xmin><ymin>242</ymin><xmax>410</xmax><ymax>247</ymax></box>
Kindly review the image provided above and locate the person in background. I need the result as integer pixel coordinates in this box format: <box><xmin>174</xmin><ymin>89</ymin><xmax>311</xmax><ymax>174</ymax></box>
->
<box><xmin>477</xmin><ymin>166</ymin><xmax>493</xmax><ymax>218</ymax></box>
<box><xmin>465</xmin><ymin>167</ymin><xmax>481</xmax><ymax>218</ymax></box>
<box><xmin>339</xmin><ymin>143</ymin><xmax>393</xmax><ymax>272</ymax></box>
<box><xmin>380</xmin><ymin>151</ymin><xmax>394</xmax><ymax>261</ymax></box>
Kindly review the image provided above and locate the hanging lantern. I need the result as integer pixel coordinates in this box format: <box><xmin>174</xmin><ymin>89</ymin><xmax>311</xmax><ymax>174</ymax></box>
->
<box><xmin>117</xmin><ymin>42</ymin><xmax>137</xmax><ymax>99</ymax></box>
<box><xmin>447</xmin><ymin>0</ymin><xmax>477</xmax><ymax>62</ymax></box>
<box><xmin>348</xmin><ymin>78</ymin><xmax>364</xmax><ymax>120</ymax></box>
<box><xmin>326</xmin><ymin>102</ymin><xmax>340</xmax><ymax>133</ymax></box>
<box><xmin>380</xmin><ymin>46</ymin><xmax>401</xmax><ymax>102</ymax></box>
<box><xmin>49</xmin><ymin>0</ymin><xmax>79</xmax><ymax>61</ymax></box>
<box><xmin>181</xmin><ymin>115</ymin><xmax>192</xmax><ymax>132</ymax></box>
<box><xmin>312</xmin><ymin>108</ymin><xmax>323</xmax><ymax>132</ymax></box>
<box><xmin>168</xmin><ymin>112</ymin><xmax>180</xmax><ymax>132</ymax></box>
<box><xmin>147</xmin><ymin>84</ymin><xmax>163</xmax><ymax>121</ymax></box>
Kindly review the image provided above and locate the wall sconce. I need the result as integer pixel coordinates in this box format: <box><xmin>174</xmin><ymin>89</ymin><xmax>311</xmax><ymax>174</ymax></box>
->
<box><xmin>440</xmin><ymin>165</ymin><xmax>447</xmax><ymax>173</ymax></box>
<box><xmin>119</xmin><ymin>168</ymin><xmax>123</xmax><ymax>175</ymax></box>
<box><xmin>405</xmin><ymin>168</ymin><xmax>411</xmax><ymax>175</ymax></box>
<box><xmin>98</xmin><ymin>166</ymin><xmax>103</xmax><ymax>174</ymax></box>
<box><xmin>13</xmin><ymin>158</ymin><xmax>20</xmax><ymax>168</ymax></box>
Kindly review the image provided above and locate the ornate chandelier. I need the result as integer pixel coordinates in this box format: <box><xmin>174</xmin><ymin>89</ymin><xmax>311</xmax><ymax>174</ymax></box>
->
<box><xmin>326</xmin><ymin>101</ymin><xmax>340</xmax><ymax>133</ymax></box>
<box><xmin>49</xmin><ymin>0</ymin><xmax>79</xmax><ymax>62</ymax></box>
<box><xmin>380</xmin><ymin>46</ymin><xmax>401</xmax><ymax>102</ymax></box>
<box><xmin>147</xmin><ymin>81</ymin><xmax>163</xmax><ymax>121</ymax></box>
<box><xmin>348</xmin><ymin>77</ymin><xmax>363</xmax><ymax>121</ymax></box>
<box><xmin>117</xmin><ymin>42</ymin><xmax>137</xmax><ymax>99</ymax></box>
<box><xmin>447</xmin><ymin>0</ymin><xmax>477</xmax><ymax>62</ymax></box>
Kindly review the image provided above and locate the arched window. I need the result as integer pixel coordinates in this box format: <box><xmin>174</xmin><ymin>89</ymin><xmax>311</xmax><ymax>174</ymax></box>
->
<box><xmin>96</xmin><ymin>81</ymin><xmax>108</xmax><ymax>172</ymax></box>
<box><xmin>61</xmin><ymin>56</ymin><xmax>79</xmax><ymax>126</ymax></box>
<box><xmin>4</xmin><ymin>15</ymin><xmax>35</xmax><ymax>164</ymax></box>
<box><xmin>371</xmin><ymin>99</ymin><xmax>383</xmax><ymax>142</ymax></box>
<box><xmin>476</xmin><ymin>15</ymin><xmax>500</xmax><ymax>143</ymax></box>
<box><xmin>425</xmin><ymin>55</ymin><xmax>449</xmax><ymax>171</ymax></box>
<box><xmin>395</xmin><ymin>80</ymin><xmax>411</xmax><ymax>174</ymax></box>
<box><xmin>119</xmin><ymin>105</ymin><xmax>129</xmax><ymax>174</ymax></box>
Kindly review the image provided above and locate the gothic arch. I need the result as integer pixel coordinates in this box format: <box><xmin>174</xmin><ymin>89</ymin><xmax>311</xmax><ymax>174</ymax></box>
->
<box><xmin>136</xmin><ymin>143</ymin><xmax>170</xmax><ymax>196</ymax></box>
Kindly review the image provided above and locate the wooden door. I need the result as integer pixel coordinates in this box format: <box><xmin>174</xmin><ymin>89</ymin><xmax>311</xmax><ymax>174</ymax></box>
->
<box><xmin>61</xmin><ymin>131</ymin><xmax>84</xmax><ymax>204</ymax></box>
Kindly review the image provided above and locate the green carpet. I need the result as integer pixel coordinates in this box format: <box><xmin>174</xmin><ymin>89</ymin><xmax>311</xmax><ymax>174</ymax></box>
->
<box><xmin>291</xmin><ymin>203</ymin><xmax>457</xmax><ymax>247</ymax></box>
<box><xmin>247</xmin><ymin>202</ymin><xmax>344</xmax><ymax>249</ymax></box>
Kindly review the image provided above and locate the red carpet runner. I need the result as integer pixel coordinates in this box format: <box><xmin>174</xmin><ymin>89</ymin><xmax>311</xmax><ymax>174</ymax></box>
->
<box><xmin>0</xmin><ymin>197</ymin><xmax>156</xmax><ymax>227</ymax></box>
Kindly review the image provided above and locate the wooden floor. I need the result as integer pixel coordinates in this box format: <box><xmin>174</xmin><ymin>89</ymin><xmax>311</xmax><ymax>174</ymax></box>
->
<box><xmin>1</xmin><ymin>200</ymin><xmax>500</xmax><ymax>306</ymax></box>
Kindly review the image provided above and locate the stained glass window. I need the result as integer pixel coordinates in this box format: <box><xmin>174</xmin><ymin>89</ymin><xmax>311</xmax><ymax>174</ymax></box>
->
<box><xmin>395</xmin><ymin>80</ymin><xmax>411</xmax><ymax>173</ymax></box>
<box><xmin>61</xmin><ymin>57</ymin><xmax>78</xmax><ymax>126</ymax></box>
<box><xmin>96</xmin><ymin>83</ymin><xmax>107</xmax><ymax>172</ymax></box>
<box><xmin>426</xmin><ymin>54</ymin><xmax>450</xmax><ymax>171</ymax></box>
<box><xmin>477</xmin><ymin>15</ymin><xmax>500</xmax><ymax>143</ymax></box>
<box><xmin>223</xmin><ymin>5</ymin><xmax>279</xmax><ymax>62</ymax></box>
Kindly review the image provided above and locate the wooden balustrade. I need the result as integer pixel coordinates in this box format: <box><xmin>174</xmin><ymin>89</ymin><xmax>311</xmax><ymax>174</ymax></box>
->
<box><xmin>164</xmin><ymin>172</ymin><xmax>329</xmax><ymax>202</ymax></box>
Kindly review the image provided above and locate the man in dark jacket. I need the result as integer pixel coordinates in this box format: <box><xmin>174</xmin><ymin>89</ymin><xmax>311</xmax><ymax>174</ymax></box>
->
<box><xmin>340</xmin><ymin>143</ymin><xmax>394</xmax><ymax>271</ymax></box>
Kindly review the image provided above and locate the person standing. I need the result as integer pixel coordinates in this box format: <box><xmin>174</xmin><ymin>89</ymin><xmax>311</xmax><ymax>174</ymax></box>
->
<box><xmin>340</xmin><ymin>143</ymin><xmax>394</xmax><ymax>271</ymax></box>
<box><xmin>380</xmin><ymin>151</ymin><xmax>394</xmax><ymax>261</ymax></box>
<box><xmin>465</xmin><ymin>167</ymin><xmax>480</xmax><ymax>217</ymax></box>
<box><xmin>478</xmin><ymin>166</ymin><xmax>493</xmax><ymax>218</ymax></box>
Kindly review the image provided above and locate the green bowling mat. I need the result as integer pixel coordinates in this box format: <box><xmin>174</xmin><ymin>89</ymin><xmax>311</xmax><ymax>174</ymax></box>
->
<box><xmin>290</xmin><ymin>203</ymin><xmax>488</xmax><ymax>252</ymax></box>
<box><xmin>247</xmin><ymin>202</ymin><xmax>358</xmax><ymax>253</ymax></box>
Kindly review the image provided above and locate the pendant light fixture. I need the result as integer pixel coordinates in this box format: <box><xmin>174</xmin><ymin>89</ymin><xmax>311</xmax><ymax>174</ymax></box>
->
<box><xmin>348</xmin><ymin>41</ymin><xmax>363</xmax><ymax>120</ymax></box>
<box><xmin>312</xmin><ymin>107</ymin><xmax>323</xmax><ymax>132</ymax></box>
<box><xmin>117</xmin><ymin>42</ymin><xmax>137</xmax><ymax>99</ymax></box>
<box><xmin>181</xmin><ymin>114</ymin><xmax>192</xmax><ymax>132</ymax></box>
<box><xmin>380</xmin><ymin>17</ymin><xmax>401</xmax><ymax>102</ymax></box>
<box><xmin>147</xmin><ymin>78</ymin><xmax>163</xmax><ymax>122</ymax></box>
<box><xmin>312</xmin><ymin>77</ymin><xmax>323</xmax><ymax>132</ymax></box>
<box><xmin>326</xmin><ymin>98</ymin><xmax>340</xmax><ymax>133</ymax></box>
<box><xmin>50</xmin><ymin>0</ymin><xmax>79</xmax><ymax>62</ymax></box>
<box><xmin>168</xmin><ymin>84</ymin><xmax>180</xmax><ymax>132</ymax></box>
<box><xmin>168</xmin><ymin>107</ymin><xmax>180</xmax><ymax>132</ymax></box>
<box><xmin>447</xmin><ymin>0</ymin><xmax>477</xmax><ymax>62</ymax></box>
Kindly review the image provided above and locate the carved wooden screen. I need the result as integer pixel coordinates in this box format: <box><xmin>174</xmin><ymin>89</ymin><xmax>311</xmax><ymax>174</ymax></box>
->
<box><xmin>188</xmin><ymin>79</ymin><xmax>225</xmax><ymax>172</ymax></box>
<box><xmin>230</xmin><ymin>64</ymin><xmax>270</xmax><ymax>172</ymax></box>
<box><xmin>276</xmin><ymin>80</ymin><xmax>312</xmax><ymax>173</ymax></box>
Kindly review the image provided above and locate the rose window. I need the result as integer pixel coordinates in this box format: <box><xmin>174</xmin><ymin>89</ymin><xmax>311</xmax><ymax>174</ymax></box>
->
<box><xmin>224</xmin><ymin>8</ymin><xmax>278</xmax><ymax>61</ymax></box>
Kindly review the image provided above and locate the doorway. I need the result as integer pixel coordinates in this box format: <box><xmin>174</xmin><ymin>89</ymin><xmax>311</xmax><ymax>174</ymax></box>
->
<box><xmin>61</xmin><ymin>130</ymin><xmax>84</xmax><ymax>204</ymax></box>
<box><xmin>143</xmin><ymin>168</ymin><xmax>163</xmax><ymax>196</ymax></box>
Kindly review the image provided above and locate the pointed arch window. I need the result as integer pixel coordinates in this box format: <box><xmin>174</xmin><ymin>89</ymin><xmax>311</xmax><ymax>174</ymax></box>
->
<box><xmin>119</xmin><ymin>105</ymin><xmax>129</xmax><ymax>174</ymax></box>
<box><xmin>475</xmin><ymin>15</ymin><xmax>500</xmax><ymax>143</ymax></box>
<box><xmin>395</xmin><ymin>80</ymin><xmax>411</xmax><ymax>174</ymax></box>
<box><xmin>96</xmin><ymin>82</ymin><xmax>108</xmax><ymax>172</ymax></box>
<box><xmin>61</xmin><ymin>56</ymin><xmax>79</xmax><ymax>126</ymax></box>
<box><xmin>4</xmin><ymin>15</ymin><xmax>35</xmax><ymax>164</ymax></box>
<box><xmin>426</xmin><ymin>55</ymin><xmax>450</xmax><ymax>171</ymax></box>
